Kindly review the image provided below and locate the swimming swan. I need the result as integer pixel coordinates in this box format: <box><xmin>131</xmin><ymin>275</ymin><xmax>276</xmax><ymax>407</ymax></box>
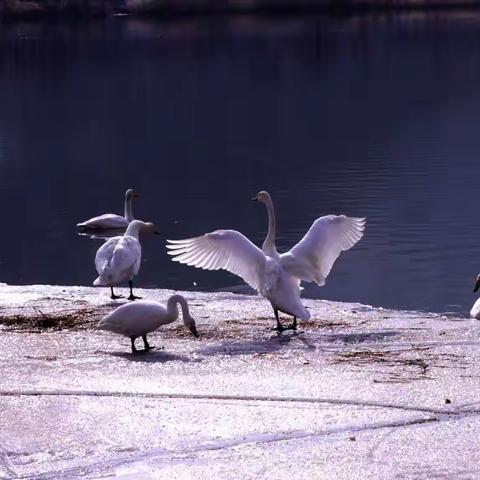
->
<box><xmin>97</xmin><ymin>296</ymin><xmax>198</xmax><ymax>353</ymax></box>
<box><xmin>167</xmin><ymin>191</ymin><xmax>365</xmax><ymax>331</ymax></box>
<box><xmin>77</xmin><ymin>189</ymin><xmax>139</xmax><ymax>230</ymax></box>
<box><xmin>94</xmin><ymin>220</ymin><xmax>159</xmax><ymax>300</ymax></box>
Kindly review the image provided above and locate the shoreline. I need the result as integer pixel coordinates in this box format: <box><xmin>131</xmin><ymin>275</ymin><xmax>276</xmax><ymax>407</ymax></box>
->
<box><xmin>2</xmin><ymin>1</ymin><xmax>480</xmax><ymax>21</ymax></box>
<box><xmin>0</xmin><ymin>282</ymin><xmax>450</xmax><ymax>332</ymax></box>
<box><xmin>2</xmin><ymin>282</ymin><xmax>480</xmax><ymax>478</ymax></box>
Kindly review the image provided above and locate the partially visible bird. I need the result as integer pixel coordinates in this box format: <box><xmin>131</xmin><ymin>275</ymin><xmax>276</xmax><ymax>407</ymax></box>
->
<box><xmin>97</xmin><ymin>296</ymin><xmax>199</xmax><ymax>353</ymax></box>
<box><xmin>471</xmin><ymin>275</ymin><xmax>480</xmax><ymax>319</ymax></box>
<box><xmin>77</xmin><ymin>188</ymin><xmax>139</xmax><ymax>230</ymax></box>
<box><xmin>167</xmin><ymin>191</ymin><xmax>365</xmax><ymax>331</ymax></box>
<box><xmin>94</xmin><ymin>220</ymin><xmax>159</xmax><ymax>300</ymax></box>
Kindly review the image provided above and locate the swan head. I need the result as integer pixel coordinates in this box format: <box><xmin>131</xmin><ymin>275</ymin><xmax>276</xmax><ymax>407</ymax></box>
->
<box><xmin>252</xmin><ymin>191</ymin><xmax>271</xmax><ymax>203</ymax></box>
<box><xmin>184</xmin><ymin>315</ymin><xmax>199</xmax><ymax>338</ymax></box>
<box><xmin>474</xmin><ymin>275</ymin><xmax>480</xmax><ymax>293</ymax></box>
<box><xmin>142</xmin><ymin>222</ymin><xmax>160</xmax><ymax>235</ymax></box>
<box><xmin>125</xmin><ymin>189</ymin><xmax>140</xmax><ymax>200</ymax></box>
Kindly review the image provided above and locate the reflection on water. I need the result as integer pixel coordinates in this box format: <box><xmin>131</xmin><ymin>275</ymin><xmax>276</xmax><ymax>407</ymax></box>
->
<box><xmin>1</xmin><ymin>13</ymin><xmax>480</xmax><ymax>313</ymax></box>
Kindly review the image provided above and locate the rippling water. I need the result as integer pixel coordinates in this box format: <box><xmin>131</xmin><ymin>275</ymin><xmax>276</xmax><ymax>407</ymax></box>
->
<box><xmin>1</xmin><ymin>13</ymin><xmax>480</xmax><ymax>313</ymax></box>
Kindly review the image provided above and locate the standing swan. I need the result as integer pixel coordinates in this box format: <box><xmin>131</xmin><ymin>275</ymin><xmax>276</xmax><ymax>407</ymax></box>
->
<box><xmin>94</xmin><ymin>220</ymin><xmax>159</xmax><ymax>300</ymax></box>
<box><xmin>97</xmin><ymin>296</ymin><xmax>199</xmax><ymax>353</ymax></box>
<box><xmin>167</xmin><ymin>191</ymin><xmax>365</xmax><ymax>331</ymax></box>
<box><xmin>77</xmin><ymin>189</ymin><xmax>139</xmax><ymax>230</ymax></box>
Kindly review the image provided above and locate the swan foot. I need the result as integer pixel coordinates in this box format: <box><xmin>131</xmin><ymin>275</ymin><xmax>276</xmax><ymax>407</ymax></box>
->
<box><xmin>110</xmin><ymin>287</ymin><xmax>123</xmax><ymax>300</ymax></box>
<box><xmin>130</xmin><ymin>335</ymin><xmax>154</xmax><ymax>354</ymax></box>
<box><xmin>128</xmin><ymin>294</ymin><xmax>142</xmax><ymax>301</ymax></box>
<box><xmin>128</xmin><ymin>280</ymin><xmax>141</xmax><ymax>301</ymax></box>
<box><xmin>272</xmin><ymin>308</ymin><xmax>297</xmax><ymax>332</ymax></box>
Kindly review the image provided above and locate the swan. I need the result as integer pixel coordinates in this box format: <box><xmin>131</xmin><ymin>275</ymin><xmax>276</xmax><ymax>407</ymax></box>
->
<box><xmin>94</xmin><ymin>220</ymin><xmax>159</xmax><ymax>300</ymax></box>
<box><xmin>77</xmin><ymin>189</ymin><xmax>139</xmax><ymax>230</ymax></box>
<box><xmin>167</xmin><ymin>191</ymin><xmax>365</xmax><ymax>331</ymax></box>
<box><xmin>471</xmin><ymin>275</ymin><xmax>480</xmax><ymax>319</ymax></box>
<box><xmin>97</xmin><ymin>296</ymin><xmax>199</xmax><ymax>353</ymax></box>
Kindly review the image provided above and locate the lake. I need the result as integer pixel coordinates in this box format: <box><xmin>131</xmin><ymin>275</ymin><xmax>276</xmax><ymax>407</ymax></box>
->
<box><xmin>1</xmin><ymin>12</ymin><xmax>480</xmax><ymax>314</ymax></box>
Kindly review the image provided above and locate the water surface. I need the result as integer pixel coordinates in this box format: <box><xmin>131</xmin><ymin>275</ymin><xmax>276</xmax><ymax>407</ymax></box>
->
<box><xmin>1</xmin><ymin>13</ymin><xmax>480</xmax><ymax>313</ymax></box>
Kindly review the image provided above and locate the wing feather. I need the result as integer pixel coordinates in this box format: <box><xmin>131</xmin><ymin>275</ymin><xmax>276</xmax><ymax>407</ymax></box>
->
<box><xmin>280</xmin><ymin>215</ymin><xmax>365</xmax><ymax>286</ymax></box>
<box><xmin>166</xmin><ymin>230</ymin><xmax>266</xmax><ymax>292</ymax></box>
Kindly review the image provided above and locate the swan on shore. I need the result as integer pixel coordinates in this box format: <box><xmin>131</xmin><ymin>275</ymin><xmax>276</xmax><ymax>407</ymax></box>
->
<box><xmin>167</xmin><ymin>191</ymin><xmax>365</xmax><ymax>331</ymax></box>
<box><xmin>471</xmin><ymin>275</ymin><xmax>480</xmax><ymax>319</ymax></box>
<box><xmin>97</xmin><ymin>296</ymin><xmax>198</xmax><ymax>353</ymax></box>
<box><xmin>93</xmin><ymin>220</ymin><xmax>159</xmax><ymax>300</ymax></box>
<box><xmin>77</xmin><ymin>189</ymin><xmax>139</xmax><ymax>230</ymax></box>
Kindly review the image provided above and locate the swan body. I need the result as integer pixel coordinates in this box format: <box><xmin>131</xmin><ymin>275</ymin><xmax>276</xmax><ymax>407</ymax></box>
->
<box><xmin>93</xmin><ymin>220</ymin><xmax>159</xmax><ymax>300</ymax></box>
<box><xmin>97</xmin><ymin>296</ymin><xmax>198</xmax><ymax>353</ymax></box>
<box><xmin>470</xmin><ymin>298</ymin><xmax>480</xmax><ymax>319</ymax></box>
<box><xmin>471</xmin><ymin>275</ymin><xmax>480</xmax><ymax>319</ymax></box>
<box><xmin>77</xmin><ymin>189</ymin><xmax>138</xmax><ymax>230</ymax></box>
<box><xmin>167</xmin><ymin>191</ymin><xmax>365</xmax><ymax>330</ymax></box>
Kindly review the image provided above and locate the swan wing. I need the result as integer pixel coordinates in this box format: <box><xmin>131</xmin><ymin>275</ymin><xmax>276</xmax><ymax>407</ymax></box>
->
<box><xmin>94</xmin><ymin>236</ymin><xmax>141</xmax><ymax>284</ymax></box>
<box><xmin>280</xmin><ymin>215</ymin><xmax>365</xmax><ymax>286</ymax></box>
<box><xmin>95</xmin><ymin>237</ymin><xmax>121</xmax><ymax>275</ymax></box>
<box><xmin>166</xmin><ymin>230</ymin><xmax>266</xmax><ymax>292</ymax></box>
<box><xmin>78</xmin><ymin>213</ymin><xmax>128</xmax><ymax>229</ymax></box>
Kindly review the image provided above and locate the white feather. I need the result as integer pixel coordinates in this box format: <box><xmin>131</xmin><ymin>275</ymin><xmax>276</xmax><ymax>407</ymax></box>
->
<box><xmin>166</xmin><ymin>192</ymin><xmax>365</xmax><ymax>323</ymax></box>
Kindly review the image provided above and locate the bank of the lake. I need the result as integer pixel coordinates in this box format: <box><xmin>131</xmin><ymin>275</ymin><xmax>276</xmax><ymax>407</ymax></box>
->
<box><xmin>2</xmin><ymin>0</ymin><xmax>480</xmax><ymax>18</ymax></box>
<box><xmin>1</xmin><ymin>283</ymin><xmax>479</xmax><ymax>478</ymax></box>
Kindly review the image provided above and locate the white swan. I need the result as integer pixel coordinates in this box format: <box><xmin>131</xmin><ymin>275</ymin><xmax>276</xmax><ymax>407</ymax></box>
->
<box><xmin>167</xmin><ymin>191</ymin><xmax>365</xmax><ymax>331</ymax></box>
<box><xmin>94</xmin><ymin>220</ymin><xmax>159</xmax><ymax>300</ymax></box>
<box><xmin>77</xmin><ymin>189</ymin><xmax>139</xmax><ymax>230</ymax></box>
<box><xmin>97</xmin><ymin>296</ymin><xmax>198</xmax><ymax>353</ymax></box>
<box><xmin>471</xmin><ymin>275</ymin><xmax>480</xmax><ymax>319</ymax></box>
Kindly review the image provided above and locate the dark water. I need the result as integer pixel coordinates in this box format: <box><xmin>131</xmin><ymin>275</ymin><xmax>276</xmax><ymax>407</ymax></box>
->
<box><xmin>1</xmin><ymin>13</ymin><xmax>480</xmax><ymax>314</ymax></box>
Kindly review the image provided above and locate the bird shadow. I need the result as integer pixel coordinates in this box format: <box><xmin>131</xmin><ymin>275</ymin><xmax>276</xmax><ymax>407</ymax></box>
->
<box><xmin>197</xmin><ymin>329</ymin><xmax>399</xmax><ymax>358</ymax></box>
<box><xmin>101</xmin><ymin>349</ymin><xmax>198</xmax><ymax>363</ymax></box>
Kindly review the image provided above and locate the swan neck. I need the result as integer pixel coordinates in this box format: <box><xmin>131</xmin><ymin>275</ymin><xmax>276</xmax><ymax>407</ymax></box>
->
<box><xmin>125</xmin><ymin>221</ymin><xmax>141</xmax><ymax>239</ymax></box>
<box><xmin>124</xmin><ymin>196</ymin><xmax>134</xmax><ymax>222</ymax></box>
<box><xmin>167</xmin><ymin>295</ymin><xmax>190</xmax><ymax>323</ymax></box>
<box><xmin>262</xmin><ymin>195</ymin><xmax>277</xmax><ymax>254</ymax></box>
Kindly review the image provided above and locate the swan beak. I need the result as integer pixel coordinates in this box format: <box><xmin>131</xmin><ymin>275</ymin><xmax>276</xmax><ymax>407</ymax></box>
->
<box><xmin>474</xmin><ymin>279</ymin><xmax>480</xmax><ymax>292</ymax></box>
<box><xmin>251</xmin><ymin>196</ymin><xmax>258</xmax><ymax>201</ymax></box>
<box><xmin>134</xmin><ymin>193</ymin><xmax>140</xmax><ymax>198</ymax></box>
<box><xmin>153</xmin><ymin>230</ymin><xmax>161</xmax><ymax>235</ymax></box>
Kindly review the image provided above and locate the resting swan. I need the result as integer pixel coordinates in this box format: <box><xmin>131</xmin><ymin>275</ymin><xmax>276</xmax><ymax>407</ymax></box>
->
<box><xmin>97</xmin><ymin>296</ymin><xmax>198</xmax><ymax>353</ymax></box>
<box><xmin>94</xmin><ymin>220</ymin><xmax>159</xmax><ymax>300</ymax></box>
<box><xmin>77</xmin><ymin>189</ymin><xmax>139</xmax><ymax>230</ymax></box>
<box><xmin>167</xmin><ymin>191</ymin><xmax>365</xmax><ymax>331</ymax></box>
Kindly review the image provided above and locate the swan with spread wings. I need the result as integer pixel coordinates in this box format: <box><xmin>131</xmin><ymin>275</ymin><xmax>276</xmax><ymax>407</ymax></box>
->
<box><xmin>166</xmin><ymin>191</ymin><xmax>365</xmax><ymax>331</ymax></box>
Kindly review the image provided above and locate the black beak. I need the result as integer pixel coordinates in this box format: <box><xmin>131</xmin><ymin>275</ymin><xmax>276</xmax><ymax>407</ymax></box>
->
<box><xmin>153</xmin><ymin>230</ymin><xmax>161</xmax><ymax>235</ymax></box>
<box><xmin>191</xmin><ymin>326</ymin><xmax>199</xmax><ymax>338</ymax></box>
<box><xmin>474</xmin><ymin>280</ymin><xmax>480</xmax><ymax>293</ymax></box>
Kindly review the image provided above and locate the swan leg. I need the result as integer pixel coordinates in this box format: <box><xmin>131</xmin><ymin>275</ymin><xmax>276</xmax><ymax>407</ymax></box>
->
<box><xmin>110</xmin><ymin>287</ymin><xmax>123</xmax><ymax>300</ymax></box>
<box><xmin>142</xmin><ymin>334</ymin><xmax>153</xmax><ymax>351</ymax></box>
<box><xmin>285</xmin><ymin>316</ymin><xmax>297</xmax><ymax>330</ymax></box>
<box><xmin>128</xmin><ymin>280</ymin><xmax>142</xmax><ymax>301</ymax></box>
<box><xmin>130</xmin><ymin>336</ymin><xmax>138</xmax><ymax>354</ymax></box>
<box><xmin>272</xmin><ymin>307</ymin><xmax>287</xmax><ymax>332</ymax></box>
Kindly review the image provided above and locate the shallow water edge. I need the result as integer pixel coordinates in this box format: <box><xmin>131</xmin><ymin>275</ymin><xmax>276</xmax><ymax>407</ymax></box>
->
<box><xmin>2</xmin><ymin>0</ymin><xmax>480</xmax><ymax>20</ymax></box>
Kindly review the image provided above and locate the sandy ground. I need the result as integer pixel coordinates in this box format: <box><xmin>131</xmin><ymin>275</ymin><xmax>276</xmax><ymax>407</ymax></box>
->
<box><xmin>0</xmin><ymin>284</ymin><xmax>479</xmax><ymax>479</ymax></box>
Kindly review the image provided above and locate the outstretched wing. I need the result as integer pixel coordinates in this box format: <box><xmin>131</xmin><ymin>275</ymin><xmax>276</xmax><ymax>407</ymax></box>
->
<box><xmin>166</xmin><ymin>230</ymin><xmax>266</xmax><ymax>292</ymax></box>
<box><xmin>280</xmin><ymin>216</ymin><xmax>365</xmax><ymax>286</ymax></box>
